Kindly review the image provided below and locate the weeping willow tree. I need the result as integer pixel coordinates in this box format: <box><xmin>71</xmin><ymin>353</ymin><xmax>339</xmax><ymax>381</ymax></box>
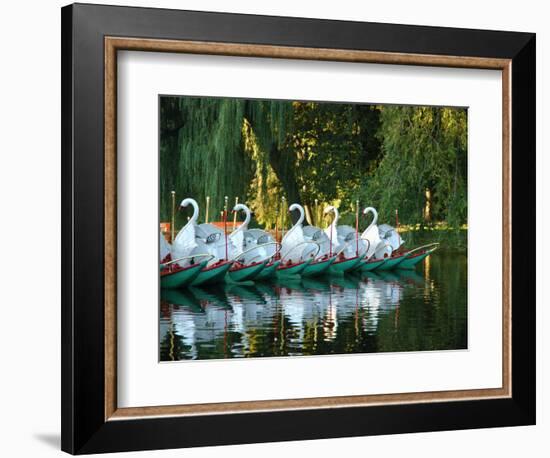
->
<box><xmin>361</xmin><ymin>106</ymin><xmax>468</xmax><ymax>230</ymax></box>
<box><xmin>160</xmin><ymin>96</ymin><xmax>294</xmax><ymax>226</ymax></box>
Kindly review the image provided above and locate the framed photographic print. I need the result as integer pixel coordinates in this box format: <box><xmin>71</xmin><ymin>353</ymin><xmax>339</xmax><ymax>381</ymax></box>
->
<box><xmin>61</xmin><ymin>3</ymin><xmax>536</xmax><ymax>454</ymax></box>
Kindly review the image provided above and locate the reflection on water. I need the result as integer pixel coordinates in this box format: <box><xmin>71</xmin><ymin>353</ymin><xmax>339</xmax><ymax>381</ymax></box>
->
<box><xmin>160</xmin><ymin>250</ymin><xmax>467</xmax><ymax>361</ymax></box>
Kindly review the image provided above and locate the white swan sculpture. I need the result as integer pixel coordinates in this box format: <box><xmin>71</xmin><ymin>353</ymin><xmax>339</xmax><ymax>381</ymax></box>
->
<box><xmin>228</xmin><ymin>203</ymin><xmax>251</xmax><ymax>260</ymax></box>
<box><xmin>323</xmin><ymin>205</ymin><xmax>367</xmax><ymax>259</ymax></box>
<box><xmin>229</xmin><ymin>204</ymin><xmax>279</xmax><ymax>266</ymax></box>
<box><xmin>361</xmin><ymin>207</ymin><xmax>390</xmax><ymax>260</ymax></box>
<box><xmin>323</xmin><ymin>205</ymin><xmax>341</xmax><ymax>256</ymax></box>
<box><xmin>378</xmin><ymin>223</ymin><xmax>405</xmax><ymax>252</ymax></box>
<box><xmin>194</xmin><ymin>204</ymin><xmax>242</xmax><ymax>262</ymax></box>
<box><xmin>281</xmin><ymin>203</ymin><xmax>317</xmax><ymax>264</ymax></box>
<box><xmin>302</xmin><ymin>225</ymin><xmax>331</xmax><ymax>258</ymax></box>
<box><xmin>171</xmin><ymin>198</ymin><xmax>211</xmax><ymax>266</ymax></box>
<box><xmin>361</xmin><ymin>207</ymin><xmax>409</xmax><ymax>260</ymax></box>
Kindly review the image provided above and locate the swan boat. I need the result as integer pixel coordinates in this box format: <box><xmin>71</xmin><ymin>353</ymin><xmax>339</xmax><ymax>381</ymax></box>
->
<box><xmin>323</xmin><ymin>205</ymin><xmax>366</xmax><ymax>274</ymax></box>
<box><xmin>359</xmin><ymin>207</ymin><xmax>439</xmax><ymax>271</ymax></box>
<box><xmin>164</xmin><ymin>196</ymin><xmax>439</xmax><ymax>284</ymax></box>
<box><xmin>301</xmin><ymin>225</ymin><xmax>337</xmax><ymax>277</ymax></box>
<box><xmin>171</xmin><ymin>198</ymin><xmax>233</xmax><ymax>287</ymax></box>
<box><xmin>374</xmin><ymin>222</ymin><xmax>408</xmax><ymax>271</ymax></box>
<box><xmin>220</xmin><ymin>203</ymin><xmax>269</xmax><ymax>282</ymax></box>
<box><xmin>193</xmin><ymin>202</ymin><xmax>270</xmax><ymax>283</ymax></box>
<box><xmin>159</xmin><ymin>232</ymin><xmax>209</xmax><ymax>289</ymax></box>
<box><xmin>277</xmin><ymin>203</ymin><xmax>319</xmax><ymax>276</ymax></box>
<box><xmin>244</xmin><ymin>228</ymin><xmax>281</xmax><ymax>281</ymax></box>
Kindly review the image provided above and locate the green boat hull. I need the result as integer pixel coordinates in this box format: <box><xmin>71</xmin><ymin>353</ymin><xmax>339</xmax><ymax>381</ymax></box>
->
<box><xmin>254</xmin><ymin>260</ymin><xmax>281</xmax><ymax>281</ymax></box>
<box><xmin>302</xmin><ymin>257</ymin><xmax>335</xmax><ymax>277</ymax></box>
<box><xmin>359</xmin><ymin>258</ymin><xmax>386</xmax><ymax>272</ymax></box>
<box><xmin>160</xmin><ymin>261</ymin><xmax>206</xmax><ymax>289</ymax></box>
<box><xmin>329</xmin><ymin>256</ymin><xmax>361</xmax><ymax>275</ymax></box>
<box><xmin>397</xmin><ymin>250</ymin><xmax>433</xmax><ymax>269</ymax></box>
<box><xmin>276</xmin><ymin>259</ymin><xmax>311</xmax><ymax>277</ymax></box>
<box><xmin>227</xmin><ymin>261</ymin><xmax>267</xmax><ymax>282</ymax></box>
<box><xmin>376</xmin><ymin>254</ymin><xmax>407</xmax><ymax>271</ymax></box>
<box><xmin>349</xmin><ymin>254</ymin><xmax>368</xmax><ymax>272</ymax></box>
<box><xmin>191</xmin><ymin>261</ymin><xmax>233</xmax><ymax>286</ymax></box>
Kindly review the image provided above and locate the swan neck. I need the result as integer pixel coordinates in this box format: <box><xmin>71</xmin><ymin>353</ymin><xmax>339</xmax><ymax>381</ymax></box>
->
<box><xmin>243</xmin><ymin>207</ymin><xmax>251</xmax><ymax>228</ymax></box>
<box><xmin>296</xmin><ymin>205</ymin><xmax>305</xmax><ymax>227</ymax></box>
<box><xmin>331</xmin><ymin>207</ymin><xmax>339</xmax><ymax>229</ymax></box>
<box><xmin>235</xmin><ymin>205</ymin><xmax>251</xmax><ymax>234</ymax></box>
<box><xmin>364</xmin><ymin>207</ymin><xmax>377</xmax><ymax>232</ymax></box>
<box><xmin>289</xmin><ymin>205</ymin><xmax>305</xmax><ymax>234</ymax></box>
<box><xmin>182</xmin><ymin>199</ymin><xmax>199</xmax><ymax>231</ymax></box>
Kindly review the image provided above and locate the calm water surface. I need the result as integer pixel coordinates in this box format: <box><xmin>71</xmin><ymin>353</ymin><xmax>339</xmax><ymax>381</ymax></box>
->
<box><xmin>159</xmin><ymin>250</ymin><xmax>467</xmax><ymax>361</ymax></box>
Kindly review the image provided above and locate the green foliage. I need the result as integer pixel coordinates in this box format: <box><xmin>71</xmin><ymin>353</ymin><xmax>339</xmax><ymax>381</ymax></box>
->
<box><xmin>160</xmin><ymin>96</ymin><xmax>293</xmax><ymax>225</ymax></box>
<box><xmin>160</xmin><ymin>97</ymin><xmax>467</xmax><ymax>236</ymax></box>
<box><xmin>287</xmin><ymin>102</ymin><xmax>380</xmax><ymax>222</ymax></box>
<box><xmin>360</xmin><ymin>106</ymin><xmax>467</xmax><ymax>229</ymax></box>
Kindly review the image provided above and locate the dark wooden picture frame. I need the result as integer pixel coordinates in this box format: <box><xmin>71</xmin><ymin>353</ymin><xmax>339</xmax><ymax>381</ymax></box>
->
<box><xmin>61</xmin><ymin>3</ymin><xmax>535</xmax><ymax>454</ymax></box>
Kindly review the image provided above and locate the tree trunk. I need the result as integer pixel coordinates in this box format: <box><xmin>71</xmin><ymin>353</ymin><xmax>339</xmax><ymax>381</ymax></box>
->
<box><xmin>424</xmin><ymin>187</ymin><xmax>432</xmax><ymax>222</ymax></box>
<box><xmin>304</xmin><ymin>204</ymin><xmax>314</xmax><ymax>225</ymax></box>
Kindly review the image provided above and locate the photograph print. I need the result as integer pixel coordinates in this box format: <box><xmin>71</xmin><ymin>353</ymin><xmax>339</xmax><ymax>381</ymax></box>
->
<box><xmin>159</xmin><ymin>95</ymin><xmax>468</xmax><ymax>361</ymax></box>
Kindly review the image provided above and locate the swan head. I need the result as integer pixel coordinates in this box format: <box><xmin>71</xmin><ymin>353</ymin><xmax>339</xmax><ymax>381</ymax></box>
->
<box><xmin>179</xmin><ymin>198</ymin><xmax>198</xmax><ymax>209</ymax></box>
<box><xmin>362</xmin><ymin>207</ymin><xmax>378</xmax><ymax>227</ymax></box>
<box><xmin>232</xmin><ymin>203</ymin><xmax>251</xmax><ymax>229</ymax></box>
<box><xmin>178</xmin><ymin>198</ymin><xmax>199</xmax><ymax>224</ymax></box>
<box><xmin>288</xmin><ymin>203</ymin><xmax>303</xmax><ymax>213</ymax></box>
<box><xmin>362</xmin><ymin>206</ymin><xmax>377</xmax><ymax>215</ymax></box>
<box><xmin>323</xmin><ymin>205</ymin><xmax>336</xmax><ymax>215</ymax></box>
<box><xmin>232</xmin><ymin>203</ymin><xmax>249</xmax><ymax>214</ymax></box>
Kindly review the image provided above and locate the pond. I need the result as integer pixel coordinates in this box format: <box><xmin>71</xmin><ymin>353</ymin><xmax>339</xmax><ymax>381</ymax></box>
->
<box><xmin>159</xmin><ymin>250</ymin><xmax>467</xmax><ymax>361</ymax></box>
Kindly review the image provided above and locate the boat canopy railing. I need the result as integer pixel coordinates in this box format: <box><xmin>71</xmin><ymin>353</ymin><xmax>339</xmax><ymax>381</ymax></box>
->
<box><xmin>230</xmin><ymin>241</ymin><xmax>280</xmax><ymax>264</ymax></box>
<box><xmin>280</xmin><ymin>241</ymin><xmax>321</xmax><ymax>264</ymax></box>
<box><xmin>340</xmin><ymin>235</ymin><xmax>371</xmax><ymax>259</ymax></box>
<box><xmin>405</xmin><ymin>242</ymin><xmax>440</xmax><ymax>257</ymax></box>
<box><xmin>160</xmin><ymin>253</ymin><xmax>214</xmax><ymax>268</ymax></box>
<box><xmin>329</xmin><ymin>238</ymin><xmax>359</xmax><ymax>259</ymax></box>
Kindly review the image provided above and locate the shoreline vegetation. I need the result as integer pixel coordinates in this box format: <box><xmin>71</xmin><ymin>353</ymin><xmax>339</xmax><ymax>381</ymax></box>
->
<box><xmin>399</xmin><ymin>226</ymin><xmax>467</xmax><ymax>253</ymax></box>
<box><xmin>160</xmin><ymin>96</ymin><xmax>467</xmax><ymax>250</ymax></box>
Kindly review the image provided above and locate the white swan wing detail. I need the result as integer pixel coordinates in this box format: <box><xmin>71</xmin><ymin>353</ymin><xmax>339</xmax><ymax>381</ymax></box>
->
<box><xmin>323</xmin><ymin>223</ymin><xmax>340</xmax><ymax>254</ymax></box>
<box><xmin>229</xmin><ymin>229</ymin><xmax>245</xmax><ymax>258</ymax></box>
<box><xmin>303</xmin><ymin>226</ymin><xmax>330</xmax><ymax>257</ymax></box>
<box><xmin>281</xmin><ymin>225</ymin><xmax>306</xmax><ymax>263</ymax></box>
<box><xmin>378</xmin><ymin>224</ymin><xmax>404</xmax><ymax>251</ymax></box>
<box><xmin>171</xmin><ymin>223</ymin><xmax>198</xmax><ymax>266</ymax></box>
<box><xmin>374</xmin><ymin>240</ymin><xmax>393</xmax><ymax>259</ymax></box>
<box><xmin>361</xmin><ymin>224</ymin><xmax>382</xmax><ymax>259</ymax></box>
